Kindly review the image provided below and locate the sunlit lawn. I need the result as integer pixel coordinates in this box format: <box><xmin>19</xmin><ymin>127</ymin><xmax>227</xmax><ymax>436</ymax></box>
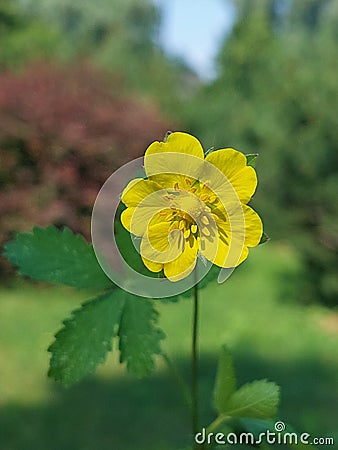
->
<box><xmin>0</xmin><ymin>243</ymin><xmax>337</xmax><ymax>450</ymax></box>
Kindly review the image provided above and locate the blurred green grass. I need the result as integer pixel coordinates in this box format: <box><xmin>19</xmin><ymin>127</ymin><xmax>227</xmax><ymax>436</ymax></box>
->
<box><xmin>0</xmin><ymin>243</ymin><xmax>337</xmax><ymax>450</ymax></box>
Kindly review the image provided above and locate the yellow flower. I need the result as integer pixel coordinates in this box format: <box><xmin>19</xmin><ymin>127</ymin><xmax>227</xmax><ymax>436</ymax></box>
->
<box><xmin>120</xmin><ymin>132</ymin><xmax>263</xmax><ymax>282</ymax></box>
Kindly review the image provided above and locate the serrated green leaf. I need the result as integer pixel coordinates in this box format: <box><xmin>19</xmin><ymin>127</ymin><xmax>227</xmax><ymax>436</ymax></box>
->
<box><xmin>118</xmin><ymin>296</ymin><xmax>165</xmax><ymax>377</ymax></box>
<box><xmin>3</xmin><ymin>226</ymin><xmax>113</xmax><ymax>289</ymax></box>
<box><xmin>48</xmin><ymin>290</ymin><xmax>165</xmax><ymax>386</ymax></box>
<box><xmin>48</xmin><ymin>290</ymin><xmax>125</xmax><ymax>386</ymax></box>
<box><xmin>246</xmin><ymin>153</ymin><xmax>259</xmax><ymax>167</ymax></box>
<box><xmin>225</xmin><ymin>379</ymin><xmax>280</xmax><ymax>419</ymax></box>
<box><xmin>214</xmin><ymin>345</ymin><xmax>237</xmax><ymax>413</ymax></box>
<box><xmin>259</xmin><ymin>232</ymin><xmax>270</xmax><ymax>245</ymax></box>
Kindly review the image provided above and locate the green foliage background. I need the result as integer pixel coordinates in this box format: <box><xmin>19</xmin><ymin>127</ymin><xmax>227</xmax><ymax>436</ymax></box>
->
<box><xmin>182</xmin><ymin>0</ymin><xmax>338</xmax><ymax>306</ymax></box>
<box><xmin>1</xmin><ymin>0</ymin><xmax>337</xmax><ymax>305</ymax></box>
<box><xmin>1</xmin><ymin>0</ymin><xmax>338</xmax><ymax>448</ymax></box>
<box><xmin>1</xmin><ymin>245</ymin><xmax>337</xmax><ymax>449</ymax></box>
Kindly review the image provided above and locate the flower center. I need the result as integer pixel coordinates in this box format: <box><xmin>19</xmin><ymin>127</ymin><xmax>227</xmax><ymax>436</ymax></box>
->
<box><xmin>163</xmin><ymin>188</ymin><xmax>216</xmax><ymax>245</ymax></box>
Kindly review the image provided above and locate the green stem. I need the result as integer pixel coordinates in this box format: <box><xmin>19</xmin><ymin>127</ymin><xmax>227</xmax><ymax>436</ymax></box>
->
<box><xmin>206</xmin><ymin>414</ymin><xmax>231</xmax><ymax>435</ymax></box>
<box><xmin>192</xmin><ymin>276</ymin><xmax>199</xmax><ymax>449</ymax></box>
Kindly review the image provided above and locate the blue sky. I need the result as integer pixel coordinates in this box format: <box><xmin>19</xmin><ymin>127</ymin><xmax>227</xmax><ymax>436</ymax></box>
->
<box><xmin>153</xmin><ymin>0</ymin><xmax>235</xmax><ymax>79</ymax></box>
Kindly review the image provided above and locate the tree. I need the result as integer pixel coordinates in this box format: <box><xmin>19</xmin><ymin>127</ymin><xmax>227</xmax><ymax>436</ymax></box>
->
<box><xmin>11</xmin><ymin>0</ymin><xmax>191</xmax><ymax>112</ymax></box>
<box><xmin>183</xmin><ymin>0</ymin><xmax>338</xmax><ymax>305</ymax></box>
<box><xmin>0</xmin><ymin>64</ymin><xmax>171</xmax><ymax>276</ymax></box>
<box><xmin>0</xmin><ymin>0</ymin><xmax>67</xmax><ymax>69</ymax></box>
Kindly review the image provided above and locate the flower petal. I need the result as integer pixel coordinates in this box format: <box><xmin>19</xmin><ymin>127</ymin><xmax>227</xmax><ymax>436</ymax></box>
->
<box><xmin>202</xmin><ymin>232</ymin><xmax>241</xmax><ymax>268</ymax></box>
<box><xmin>141</xmin><ymin>256</ymin><xmax>163</xmax><ymax>273</ymax></box>
<box><xmin>121</xmin><ymin>184</ymin><xmax>170</xmax><ymax>237</ymax></box>
<box><xmin>146</xmin><ymin>132</ymin><xmax>204</xmax><ymax>159</ymax></box>
<box><xmin>201</xmin><ymin>203</ymin><xmax>262</xmax><ymax>268</ymax></box>
<box><xmin>205</xmin><ymin>149</ymin><xmax>257</xmax><ymax>203</ymax></box>
<box><xmin>140</xmin><ymin>222</ymin><xmax>184</xmax><ymax>265</ymax></box>
<box><xmin>121</xmin><ymin>178</ymin><xmax>162</xmax><ymax>207</ymax></box>
<box><xmin>120</xmin><ymin>207</ymin><xmax>135</xmax><ymax>232</ymax></box>
<box><xmin>242</xmin><ymin>204</ymin><xmax>263</xmax><ymax>247</ymax></box>
<box><xmin>236</xmin><ymin>246</ymin><xmax>249</xmax><ymax>266</ymax></box>
<box><xmin>164</xmin><ymin>236</ymin><xmax>198</xmax><ymax>282</ymax></box>
<box><xmin>144</xmin><ymin>132</ymin><xmax>204</xmax><ymax>184</ymax></box>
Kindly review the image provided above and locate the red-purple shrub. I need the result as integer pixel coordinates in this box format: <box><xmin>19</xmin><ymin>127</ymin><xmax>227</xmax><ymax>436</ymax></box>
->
<box><xmin>0</xmin><ymin>64</ymin><xmax>172</xmax><ymax>275</ymax></box>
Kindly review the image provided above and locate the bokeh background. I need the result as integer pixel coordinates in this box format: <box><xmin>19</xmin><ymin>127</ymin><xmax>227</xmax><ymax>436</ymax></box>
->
<box><xmin>0</xmin><ymin>0</ymin><xmax>337</xmax><ymax>449</ymax></box>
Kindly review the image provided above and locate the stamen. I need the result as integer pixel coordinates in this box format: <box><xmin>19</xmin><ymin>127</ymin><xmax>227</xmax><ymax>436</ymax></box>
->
<box><xmin>218</xmin><ymin>227</ymin><xmax>228</xmax><ymax>245</ymax></box>
<box><xmin>160</xmin><ymin>211</ymin><xmax>174</xmax><ymax>222</ymax></box>
<box><xmin>170</xmin><ymin>220</ymin><xmax>179</xmax><ymax>230</ymax></box>
<box><xmin>191</xmin><ymin>224</ymin><xmax>197</xmax><ymax>234</ymax></box>
<box><xmin>201</xmin><ymin>215</ymin><xmax>209</xmax><ymax>226</ymax></box>
<box><xmin>179</xmin><ymin>219</ymin><xmax>186</xmax><ymax>230</ymax></box>
<box><xmin>202</xmin><ymin>227</ymin><xmax>210</xmax><ymax>236</ymax></box>
<box><xmin>184</xmin><ymin>228</ymin><xmax>190</xmax><ymax>239</ymax></box>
